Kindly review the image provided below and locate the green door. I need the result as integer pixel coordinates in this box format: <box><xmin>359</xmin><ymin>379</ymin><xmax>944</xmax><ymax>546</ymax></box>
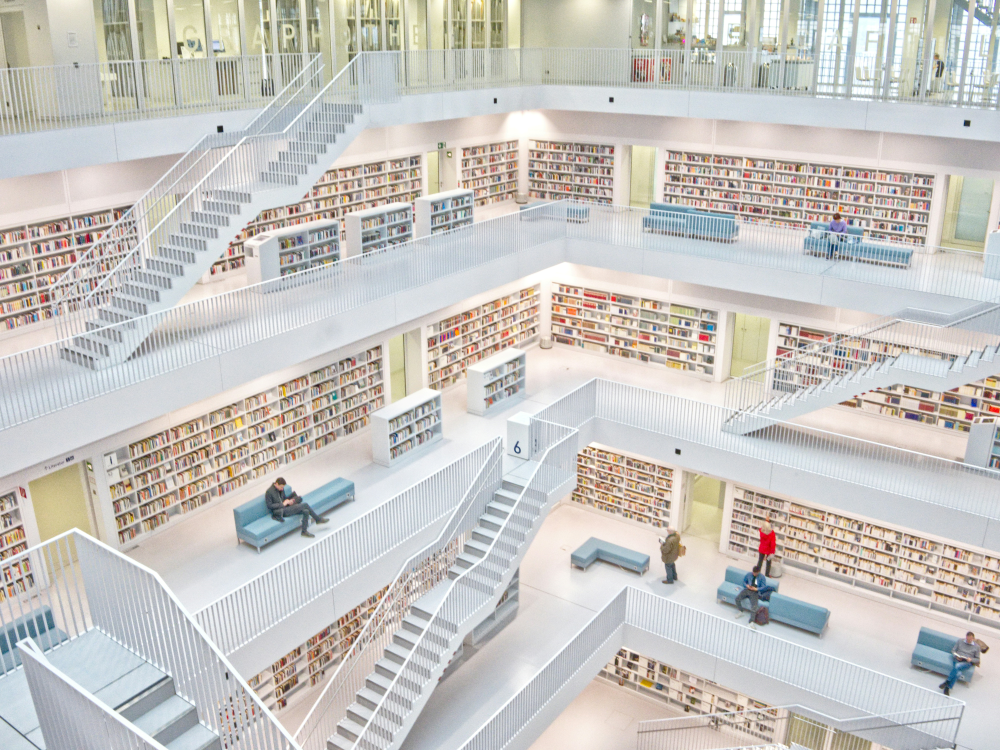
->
<box><xmin>730</xmin><ymin>314</ymin><xmax>771</xmax><ymax>378</ymax></box>
<box><xmin>629</xmin><ymin>146</ymin><xmax>657</xmax><ymax>208</ymax></box>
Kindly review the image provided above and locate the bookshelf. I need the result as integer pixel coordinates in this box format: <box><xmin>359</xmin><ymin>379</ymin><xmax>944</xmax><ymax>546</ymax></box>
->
<box><xmin>0</xmin><ymin>487</ymin><xmax>32</xmax><ymax>604</ymax></box>
<box><xmin>528</xmin><ymin>139</ymin><xmax>615</xmax><ymax>204</ymax></box>
<box><xmin>244</xmin><ymin>219</ymin><xmax>341</xmax><ymax>284</ymax></box>
<box><xmin>0</xmin><ymin>206</ymin><xmax>134</xmax><ymax>332</ymax></box>
<box><xmin>344</xmin><ymin>202</ymin><xmax>414</xmax><ymax>257</ymax></box>
<box><xmin>964</xmin><ymin>417</ymin><xmax>1000</xmax><ymax>469</ymax></box>
<box><xmin>371</xmin><ymin>389</ymin><xmax>444</xmax><ymax>467</ymax></box>
<box><xmin>600</xmin><ymin>647</ymin><xmax>783</xmax><ymax>742</ymax></box>
<box><xmin>724</xmin><ymin>484</ymin><xmax>1000</xmax><ymax>629</ymax></box>
<box><xmin>466</xmin><ymin>348</ymin><xmax>526</xmax><ymax>416</ymax></box>
<box><xmin>211</xmin><ymin>154</ymin><xmax>423</xmax><ymax>277</ymax></box>
<box><xmin>572</xmin><ymin>445</ymin><xmax>674</xmax><ymax>528</ymax></box>
<box><xmin>663</xmin><ymin>151</ymin><xmax>935</xmax><ymax>245</ymax></box>
<box><xmin>459</xmin><ymin>140</ymin><xmax>519</xmax><ymax>207</ymax></box>
<box><xmin>101</xmin><ymin>344</ymin><xmax>384</xmax><ymax>549</ymax></box>
<box><xmin>414</xmin><ymin>189</ymin><xmax>475</xmax><ymax>237</ymax></box>
<box><xmin>775</xmin><ymin>320</ymin><xmax>999</xmax><ymax>433</ymax></box>
<box><xmin>551</xmin><ymin>282</ymin><xmax>719</xmax><ymax>379</ymax></box>
<box><xmin>426</xmin><ymin>285</ymin><xmax>540</xmax><ymax>391</ymax></box>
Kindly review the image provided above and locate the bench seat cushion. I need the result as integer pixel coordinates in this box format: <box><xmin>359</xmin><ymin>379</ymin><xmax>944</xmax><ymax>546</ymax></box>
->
<box><xmin>768</xmin><ymin>593</ymin><xmax>830</xmax><ymax>634</ymax></box>
<box><xmin>235</xmin><ymin>477</ymin><xmax>355</xmax><ymax>549</ymax></box>
<box><xmin>911</xmin><ymin>627</ymin><xmax>974</xmax><ymax>682</ymax></box>
<box><xmin>643</xmin><ymin>215</ymin><xmax>688</xmax><ymax>233</ymax></box>
<box><xmin>571</xmin><ymin>537</ymin><xmax>649</xmax><ymax>573</ymax></box>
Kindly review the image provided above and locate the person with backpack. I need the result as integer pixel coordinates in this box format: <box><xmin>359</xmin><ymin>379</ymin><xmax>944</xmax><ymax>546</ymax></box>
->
<box><xmin>757</xmin><ymin>520</ymin><xmax>776</xmax><ymax>577</ymax></box>
<box><xmin>659</xmin><ymin>526</ymin><xmax>684</xmax><ymax>584</ymax></box>
<box><xmin>734</xmin><ymin>566</ymin><xmax>768</xmax><ymax>628</ymax></box>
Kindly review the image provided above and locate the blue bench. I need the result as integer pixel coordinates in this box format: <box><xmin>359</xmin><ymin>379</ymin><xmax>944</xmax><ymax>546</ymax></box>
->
<box><xmin>571</xmin><ymin>537</ymin><xmax>649</xmax><ymax>575</ymax></box>
<box><xmin>1</xmin><ymin>605</ymin><xmax>69</xmax><ymax>671</ymax></box>
<box><xmin>567</xmin><ymin>205</ymin><xmax>590</xmax><ymax>223</ymax></box>
<box><xmin>717</xmin><ymin>566</ymin><xmax>830</xmax><ymax>636</ymax></box>
<box><xmin>642</xmin><ymin>202</ymin><xmax>740</xmax><ymax>242</ymax></box>
<box><xmin>803</xmin><ymin>222</ymin><xmax>913</xmax><ymax>268</ymax></box>
<box><xmin>911</xmin><ymin>626</ymin><xmax>974</xmax><ymax>682</ymax></box>
<box><xmin>519</xmin><ymin>200</ymin><xmax>553</xmax><ymax>222</ymax></box>
<box><xmin>234</xmin><ymin>477</ymin><xmax>355</xmax><ymax>552</ymax></box>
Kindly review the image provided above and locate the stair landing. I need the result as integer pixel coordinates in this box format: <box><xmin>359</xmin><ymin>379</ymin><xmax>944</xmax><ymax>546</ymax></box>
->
<box><xmin>0</xmin><ymin>628</ymin><xmax>167</xmax><ymax>748</ymax></box>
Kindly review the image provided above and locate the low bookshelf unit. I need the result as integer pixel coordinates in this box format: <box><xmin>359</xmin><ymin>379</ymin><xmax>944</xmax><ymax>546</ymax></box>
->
<box><xmin>371</xmin><ymin>389</ymin><xmax>444</xmax><ymax>467</ymax></box>
<box><xmin>466</xmin><ymin>348</ymin><xmax>526</xmax><ymax>416</ymax></box>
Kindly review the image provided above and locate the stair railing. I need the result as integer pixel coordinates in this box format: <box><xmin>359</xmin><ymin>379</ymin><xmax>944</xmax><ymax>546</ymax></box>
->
<box><xmin>19</xmin><ymin>638</ymin><xmax>169</xmax><ymax>750</ymax></box>
<box><xmin>351</xmin><ymin>425</ymin><xmax>577</xmax><ymax>750</ymax></box>
<box><xmin>294</xmin><ymin>438</ymin><xmax>504</xmax><ymax>750</ymax></box>
<box><xmin>50</xmin><ymin>55</ymin><xmax>328</xmax><ymax>337</ymax></box>
<box><xmin>724</xmin><ymin>303</ymin><xmax>1000</xmax><ymax>415</ymax></box>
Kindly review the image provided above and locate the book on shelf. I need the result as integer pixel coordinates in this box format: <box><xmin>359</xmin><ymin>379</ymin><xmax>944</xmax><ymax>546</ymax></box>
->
<box><xmin>371</xmin><ymin>389</ymin><xmax>444</xmax><ymax>467</ymax></box>
<box><xmin>572</xmin><ymin>445</ymin><xmax>673</xmax><ymax>528</ymax></box>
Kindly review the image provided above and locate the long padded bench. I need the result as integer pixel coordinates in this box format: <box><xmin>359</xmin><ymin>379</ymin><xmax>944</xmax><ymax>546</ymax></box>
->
<box><xmin>803</xmin><ymin>222</ymin><xmax>913</xmax><ymax>268</ymax></box>
<box><xmin>911</xmin><ymin>626</ymin><xmax>975</xmax><ymax>682</ymax></box>
<box><xmin>717</xmin><ymin>566</ymin><xmax>830</xmax><ymax>636</ymax></box>
<box><xmin>234</xmin><ymin>477</ymin><xmax>354</xmax><ymax>552</ymax></box>
<box><xmin>642</xmin><ymin>202</ymin><xmax>740</xmax><ymax>242</ymax></box>
<box><xmin>0</xmin><ymin>605</ymin><xmax>69</xmax><ymax>670</ymax></box>
<box><xmin>571</xmin><ymin>537</ymin><xmax>649</xmax><ymax>575</ymax></box>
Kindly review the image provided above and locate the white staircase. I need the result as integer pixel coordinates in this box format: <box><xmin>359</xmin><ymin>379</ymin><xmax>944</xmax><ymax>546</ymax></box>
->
<box><xmin>725</xmin><ymin>305</ymin><xmax>1000</xmax><ymax>434</ymax></box>
<box><xmin>52</xmin><ymin>61</ymin><xmax>372</xmax><ymax>370</ymax></box>
<box><xmin>320</xmin><ymin>441</ymin><xmax>575</xmax><ymax>750</ymax></box>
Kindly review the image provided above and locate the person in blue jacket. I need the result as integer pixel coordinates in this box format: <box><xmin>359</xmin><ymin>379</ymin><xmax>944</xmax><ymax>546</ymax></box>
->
<box><xmin>734</xmin><ymin>566</ymin><xmax>768</xmax><ymax>628</ymax></box>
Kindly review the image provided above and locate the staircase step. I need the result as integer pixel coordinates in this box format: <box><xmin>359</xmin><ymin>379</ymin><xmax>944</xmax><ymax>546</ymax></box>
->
<box><xmin>393</xmin><ymin>628</ymin><xmax>420</xmax><ymax>650</ymax></box>
<box><xmin>411</xmin><ymin>582</ymin><xmax>451</xmax><ymax>620</ymax></box>
<box><xmin>327</xmin><ymin>733</ymin><xmax>355</xmax><ymax>750</ymax></box>
<box><xmin>448</xmin><ymin>565</ymin><xmax>465</xmax><ymax>580</ymax></box>
<box><xmin>167</xmin><ymin>234</ymin><xmax>207</xmax><ymax>251</ymax></box>
<box><xmin>201</xmin><ymin>200</ymin><xmax>241</xmax><ymax>215</ymax></box>
<box><xmin>400</xmin><ymin>614</ymin><xmax>427</xmax><ymax>636</ymax></box>
<box><xmin>278</xmin><ymin>150</ymin><xmax>319</xmax><ymax>165</ymax></box>
<box><xmin>982</xmin><ymin>346</ymin><xmax>996</xmax><ymax>362</ymax></box>
<box><xmin>967</xmin><ymin>351</ymin><xmax>981</xmax><ymax>368</ymax></box>
<box><xmin>132</xmin><ymin>270</ymin><xmax>175</xmax><ymax>289</ymax></box>
<box><xmin>493</xmin><ymin>488</ymin><xmax>520</xmax><ymax>506</ymax></box>
<box><xmin>365</xmin><ymin>671</ymin><xmax>393</xmax><ymax>695</ymax></box>
<box><xmin>261</xmin><ymin>171</ymin><xmax>299</xmax><ymax>186</ymax></box>
<box><xmin>479</xmin><ymin>515</ymin><xmax>503</xmax><ymax>532</ymax></box>
<box><xmin>374</xmin><ymin>658</ymin><xmax>400</xmax><ymax>680</ymax></box>
<box><xmin>72</xmin><ymin>334</ymin><xmax>111</xmax><ymax>358</ymax></box>
<box><xmin>454</xmin><ymin>552</ymin><xmax>479</xmax><ymax>569</ymax></box>
<box><xmin>210</xmin><ymin>189</ymin><xmax>252</xmax><ymax>204</ymax></box>
<box><xmin>485</xmin><ymin>501</ymin><xmax>512</xmax><ymax>519</ymax></box>
<box><xmin>346</xmin><ymin>701</ymin><xmax>373</xmax><ymax>726</ymax></box>
<box><xmin>178</xmin><ymin>222</ymin><xmax>220</xmax><ymax>238</ymax></box>
<box><xmin>59</xmin><ymin>345</ymin><xmax>100</xmax><ymax>369</ymax></box>
<box><xmin>86</xmin><ymin>321</ymin><xmax>125</xmax><ymax>342</ymax></box>
<box><xmin>156</xmin><ymin>246</ymin><xmax>199</xmax><ymax>264</ymax></box>
<box><xmin>110</xmin><ymin>293</ymin><xmax>151</xmax><ymax>316</ymax></box>
<box><xmin>145</xmin><ymin>258</ymin><xmax>185</xmax><ymax>277</ymax></box>
<box><xmin>133</xmin><ymin>694</ymin><xmax>198</xmax><ymax>745</ymax></box>
<box><xmin>463</xmin><ymin>538</ymin><xmax>491</xmax><ymax>558</ymax></box>
<box><xmin>268</xmin><ymin>161</ymin><xmax>309</xmax><ymax>176</ymax></box>
<box><xmin>288</xmin><ymin>140</ymin><xmax>328</xmax><ymax>154</ymax></box>
<box><xmin>120</xmin><ymin>282</ymin><xmax>162</xmax><ymax>303</ymax></box>
<box><xmin>383</xmin><ymin>642</ymin><xmax>410</xmax><ymax>665</ymax></box>
<box><xmin>189</xmin><ymin>211</ymin><xmax>230</xmax><ymax>227</ymax></box>
<box><xmin>472</xmin><ymin>526</ymin><xmax>498</xmax><ymax>545</ymax></box>
<box><xmin>336</xmin><ymin>717</ymin><xmax>367</xmax><ymax>742</ymax></box>
<box><xmin>356</xmin><ymin>687</ymin><xmax>384</xmax><ymax>711</ymax></box>
<box><xmin>166</xmin><ymin>724</ymin><xmax>221</xmax><ymax>750</ymax></box>
<box><xmin>951</xmin><ymin>356</ymin><xmax>967</xmax><ymax>372</ymax></box>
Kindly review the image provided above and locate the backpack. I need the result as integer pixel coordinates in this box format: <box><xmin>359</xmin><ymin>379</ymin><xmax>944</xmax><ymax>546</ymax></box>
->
<box><xmin>754</xmin><ymin>607</ymin><xmax>770</xmax><ymax>626</ymax></box>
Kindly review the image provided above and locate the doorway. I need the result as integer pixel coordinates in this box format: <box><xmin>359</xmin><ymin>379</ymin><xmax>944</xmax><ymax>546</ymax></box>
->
<box><xmin>438</xmin><ymin>147</ymin><xmax>458</xmax><ymax>191</ymax></box>
<box><xmin>729</xmin><ymin>314</ymin><xmax>771</xmax><ymax>377</ymax></box>
<box><xmin>941</xmin><ymin>176</ymin><xmax>994</xmax><ymax>252</ymax></box>
<box><xmin>389</xmin><ymin>327</ymin><xmax>424</xmax><ymax>402</ymax></box>
<box><xmin>682</xmin><ymin>472</ymin><xmax>724</xmax><ymax>543</ymax></box>
<box><xmin>27</xmin><ymin>463</ymin><xmax>97</xmax><ymax>543</ymax></box>
<box><xmin>426</xmin><ymin>150</ymin><xmax>440</xmax><ymax>194</ymax></box>
<box><xmin>0</xmin><ymin>12</ymin><xmax>30</xmax><ymax>68</ymax></box>
<box><xmin>629</xmin><ymin>145</ymin><xmax>657</xmax><ymax>208</ymax></box>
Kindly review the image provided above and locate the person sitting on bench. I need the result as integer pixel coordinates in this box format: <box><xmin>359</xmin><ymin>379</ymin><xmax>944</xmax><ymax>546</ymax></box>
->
<box><xmin>734</xmin><ymin>566</ymin><xmax>768</xmax><ymax>627</ymax></box>
<box><xmin>940</xmin><ymin>631</ymin><xmax>981</xmax><ymax>695</ymax></box>
<box><xmin>264</xmin><ymin>477</ymin><xmax>329</xmax><ymax>538</ymax></box>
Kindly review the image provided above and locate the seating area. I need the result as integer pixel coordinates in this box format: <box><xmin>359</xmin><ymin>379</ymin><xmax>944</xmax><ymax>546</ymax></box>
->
<box><xmin>233</xmin><ymin>477</ymin><xmax>355</xmax><ymax>552</ymax></box>
<box><xmin>570</xmin><ymin>537</ymin><xmax>650</xmax><ymax>575</ymax></box>
<box><xmin>716</xmin><ymin>566</ymin><xmax>831</xmax><ymax>636</ymax></box>
<box><xmin>911</xmin><ymin>626</ymin><xmax>975</xmax><ymax>682</ymax></box>
<box><xmin>0</xmin><ymin>605</ymin><xmax>68</xmax><ymax>671</ymax></box>
<box><xmin>803</xmin><ymin>222</ymin><xmax>914</xmax><ymax>268</ymax></box>
<box><xmin>642</xmin><ymin>202</ymin><xmax>740</xmax><ymax>242</ymax></box>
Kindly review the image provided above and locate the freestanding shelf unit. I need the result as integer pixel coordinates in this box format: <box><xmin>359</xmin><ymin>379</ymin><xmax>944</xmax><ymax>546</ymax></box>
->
<box><xmin>344</xmin><ymin>202</ymin><xmax>414</xmax><ymax>258</ymax></box>
<box><xmin>414</xmin><ymin>189</ymin><xmax>475</xmax><ymax>236</ymax></box>
<box><xmin>466</xmin><ymin>348</ymin><xmax>526</xmax><ymax>416</ymax></box>
<box><xmin>370</xmin><ymin>389</ymin><xmax>444</xmax><ymax>467</ymax></box>
<box><xmin>244</xmin><ymin>219</ymin><xmax>341</xmax><ymax>284</ymax></box>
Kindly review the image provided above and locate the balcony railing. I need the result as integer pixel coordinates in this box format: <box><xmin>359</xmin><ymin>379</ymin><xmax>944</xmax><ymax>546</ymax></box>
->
<box><xmin>2</xmin><ymin>48</ymin><xmax>999</xmax><ymax>138</ymax></box>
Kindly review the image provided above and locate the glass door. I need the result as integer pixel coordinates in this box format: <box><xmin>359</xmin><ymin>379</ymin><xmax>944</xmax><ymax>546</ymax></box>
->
<box><xmin>941</xmin><ymin>176</ymin><xmax>995</xmax><ymax>251</ymax></box>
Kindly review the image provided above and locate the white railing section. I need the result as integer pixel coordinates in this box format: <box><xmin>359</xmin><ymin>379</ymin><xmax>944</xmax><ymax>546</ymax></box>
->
<box><xmin>530</xmin><ymin>378</ymin><xmax>1000</xmax><ymax>521</ymax></box>
<box><xmin>195</xmin><ymin>439</ymin><xmax>503</xmax><ymax>655</ymax></box>
<box><xmin>18</xmin><ymin>638</ymin><xmax>168</xmax><ymax>750</ymax></box>
<box><xmin>0</xmin><ymin>530</ymin><xmax>297</xmax><ymax>750</ymax></box>
<box><xmin>0</xmin><ymin>54</ymin><xmax>317</xmax><ymax>136</ymax></box>
<box><xmin>725</xmin><ymin>302</ymin><xmax>1000</xmax><ymax>413</ymax></box>
<box><xmin>294</xmin><ymin>438</ymin><xmax>505</xmax><ymax>750</ymax></box>
<box><xmin>458</xmin><ymin>586</ymin><xmax>963</xmax><ymax>750</ymax></box>
<box><xmin>349</xmin><ymin>424</ymin><xmax>578</xmax><ymax>750</ymax></box>
<box><xmin>634</xmin><ymin>703</ymin><xmax>964</xmax><ymax>750</ymax></box>
<box><xmin>5</xmin><ymin>200</ymin><xmax>999</xmax><ymax>434</ymax></box>
<box><xmin>3</xmin><ymin>47</ymin><xmax>999</xmax><ymax>140</ymax></box>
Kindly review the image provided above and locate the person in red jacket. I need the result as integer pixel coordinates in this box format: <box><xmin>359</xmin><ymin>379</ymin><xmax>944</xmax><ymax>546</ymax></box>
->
<box><xmin>757</xmin><ymin>520</ymin><xmax>777</xmax><ymax>577</ymax></box>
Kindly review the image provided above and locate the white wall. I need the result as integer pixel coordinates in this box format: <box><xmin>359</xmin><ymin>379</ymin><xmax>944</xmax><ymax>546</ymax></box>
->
<box><xmin>521</xmin><ymin>0</ymin><xmax>631</xmax><ymax>48</ymax></box>
<box><xmin>3</xmin><ymin>0</ymin><xmax>55</xmax><ymax>66</ymax></box>
<box><xmin>44</xmin><ymin>0</ymin><xmax>99</xmax><ymax>65</ymax></box>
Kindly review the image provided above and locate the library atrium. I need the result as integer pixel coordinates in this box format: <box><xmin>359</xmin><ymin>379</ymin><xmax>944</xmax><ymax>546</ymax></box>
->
<box><xmin>3</xmin><ymin>1</ymin><xmax>1000</xmax><ymax>750</ymax></box>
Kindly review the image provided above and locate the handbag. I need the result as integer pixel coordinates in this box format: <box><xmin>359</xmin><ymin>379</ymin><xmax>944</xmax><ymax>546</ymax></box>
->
<box><xmin>678</xmin><ymin>544</ymin><xmax>687</xmax><ymax>557</ymax></box>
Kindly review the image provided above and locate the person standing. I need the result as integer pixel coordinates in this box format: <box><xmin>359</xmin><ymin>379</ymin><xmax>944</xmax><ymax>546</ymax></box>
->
<box><xmin>734</xmin><ymin>566</ymin><xmax>768</xmax><ymax>628</ymax></box>
<box><xmin>757</xmin><ymin>521</ymin><xmax>776</xmax><ymax>577</ymax></box>
<box><xmin>660</xmin><ymin>526</ymin><xmax>682</xmax><ymax>584</ymax></box>
<box><xmin>940</xmin><ymin>632</ymin><xmax>981</xmax><ymax>695</ymax></box>
<box><xmin>264</xmin><ymin>478</ymin><xmax>330</xmax><ymax>538</ymax></box>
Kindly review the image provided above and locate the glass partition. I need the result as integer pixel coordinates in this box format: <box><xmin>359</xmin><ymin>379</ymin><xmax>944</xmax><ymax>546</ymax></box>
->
<box><xmin>451</xmin><ymin>0</ymin><xmax>468</xmax><ymax>48</ymax></box>
<box><xmin>632</xmin><ymin>0</ymin><xmax>656</xmax><ymax>48</ymax></box>
<box><xmin>211</xmin><ymin>0</ymin><xmax>242</xmax><ymax>55</ymax></box>
<box><xmin>174</xmin><ymin>0</ymin><xmax>208</xmax><ymax>58</ymax></box>
<box><xmin>135</xmin><ymin>0</ymin><xmax>171</xmax><ymax>59</ymax></box>
<box><xmin>276</xmin><ymin>0</ymin><xmax>303</xmax><ymax>53</ymax></box>
<box><xmin>361</xmin><ymin>0</ymin><xmax>383</xmax><ymax>51</ymax></box>
<box><xmin>334</xmin><ymin>0</ymin><xmax>357</xmax><ymax>65</ymax></box>
<box><xmin>490</xmin><ymin>0</ymin><xmax>505</xmax><ymax>46</ymax></box>
<box><xmin>386</xmin><ymin>0</ymin><xmax>404</xmax><ymax>49</ymax></box>
<box><xmin>94</xmin><ymin>0</ymin><xmax>135</xmax><ymax>61</ymax></box>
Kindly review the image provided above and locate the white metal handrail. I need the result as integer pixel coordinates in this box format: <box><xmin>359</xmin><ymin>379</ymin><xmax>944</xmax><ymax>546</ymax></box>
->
<box><xmin>530</xmin><ymin>378</ymin><xmax>1000</xmax><ymax>521</ymax></box>
<box><xmin>293</xmin><ymin>438</ymin><xmax>505</xmax><ymax>750</ymax></box>
<box><xmin>4</xmin><ymin>200</ymin><xmax>999</xmax><ymax>436</ymax></box>
<box><xmin>458</xmin><ymin>586</ymin><xmax>963</xmax><ymax>750</ymax></box>
<box><xmin>18</xmin><ymin>638</ymin><xmax>169</xmax><ymax>750</ymax></box>
<box><xmin>0</xmin><ymin>530</ymin><xmax>298</xmax><ymax>750</ymax></box>
<box><xmin>195</xmin><ymin>440</ymin><xmax>503</xmax><ymax>655</ymax></box>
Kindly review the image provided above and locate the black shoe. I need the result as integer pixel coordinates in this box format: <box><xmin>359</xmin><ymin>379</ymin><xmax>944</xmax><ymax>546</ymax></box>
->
<box><xmin>273</xmin><ymin>516</ymin><xmax>285</xmax><ymax>523</ymax></box>
<box><xmin>942</xmin><ymin>687</ymin><xmax>950</xmax><ymax>696</ymax></box>
<box><xmin>301</xmin><ymin>530</ymin><xmax>315</xmax><ymax>538</ymax></box>
<box><xmin>939</xmin><ymin>681</ymin><xmax>948</xmax><ymax>690</ymax></box>
<box><xmin>316</xmin><ymin>517</ymin><xmax>330</xmax><ymax>524</ymax></box>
